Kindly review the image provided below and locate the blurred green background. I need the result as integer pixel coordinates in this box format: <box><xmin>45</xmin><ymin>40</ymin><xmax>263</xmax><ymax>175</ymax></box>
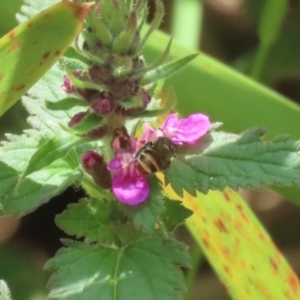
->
<box><xmin>1</xmin><ymin>1</ymin><xmax>300</xmax><ymax>299</ymax></box>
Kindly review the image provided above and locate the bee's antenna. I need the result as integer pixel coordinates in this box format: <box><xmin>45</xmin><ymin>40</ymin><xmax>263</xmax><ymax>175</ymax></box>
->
<box><xmin>158</xmin><ymin>128</ymin><xmax>166</xmax><ymax>137</ymax></box>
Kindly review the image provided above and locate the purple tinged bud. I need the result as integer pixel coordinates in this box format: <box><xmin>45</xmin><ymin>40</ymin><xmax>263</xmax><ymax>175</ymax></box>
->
<box><xmin>89</xmin><ymin>65</ymin><xmax>112</xmax><ymax>85</ymax></box>
<box><xmin>82</xmin><ymin>150</ymin><xmax>112</xmax><ymax>189</ymax></box>
<box><xmin>82</xmin><ymin>150</ymin><xmax>104</xmax><ymax>170</ymax></box>
<box><xmin>141</xmin><ymin>90</ymin><xmax>151</xmax><ymax>107</ymax></box>
<box><xmin>116</xmin><ymin>89</ymin><xmax>151</xmax><ymax>116</ymax></box>
<box><xmin>61</xmin><ymin>76</ymin><xmax>75</xmax><ymax>94</ymax></box>
<box><xmin>91</xmin><ymin>94</ymin><xmax>115</xmax><ymax>115</ymax></box>
<box><xmin>68</xmin><ymin>112</ymin><xmax>87</xmax><ymax>128</ymax></box>
<box><xmin>110</xmin><ymin>79</ymin><xmax>139</xmax><ymax>100</ymax></box>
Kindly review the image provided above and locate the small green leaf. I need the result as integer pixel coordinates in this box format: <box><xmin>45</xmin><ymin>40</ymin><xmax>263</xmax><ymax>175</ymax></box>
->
<box><xmin>258</xmin><ymin>0</ymin><xmax>288</xmax><ymax>47</ymax></box>
<box><xmin>46</xmin><ymin>237</ymin><xmax>190</xmax><ymax>300</ymax></box>
<box><xmin>165</xmin><ymin>128</ymin><xmax>300</xmax><ymax>197</ymax></box>
<box><xmin>0</xmin><ymin>65</ymin><xmax>94</xmax><ymax>216</ymax></box>
<box><xmin>0</xmin><ymin>134</ymin><xmax>82</xmax><ymax>215</ymax></box>
<box><xmin>146</xmin><ymin>37</ymin><xmax>173</xmax><ymax>71</ymax></box>
<box><xmin>0</xmin><ymin>0</ymin><xmax>94</xmax><ymax>116</ymax></box>
<box><xmin>161</xmin><ymin>198</ymin><xmax>193</xmax><ymax>232</ymax></box>
<box><xmin>124</xmin><ymin>178</ymin><xmax>165</xmax><ymax>232</ymax></box>
<box><xmin>45</xmin><ymin>97</ymin><xmax>87</xmax><ymax>111</ymax></box>
<box><xmin>56</xmin><ymin>198</ymin><xmax>119</xmax><ymax>244</ymax></box>
<box><xmin>19</xmin><ymin>135</ymin><xmax>83</xmax><ymax>182</ymax></box>
<box><xmin>112</xmin><ymin>12</ymin><xmax>138</xmax><ymax>54</ymax></box>
<box><xmin>70</xmin><ymin>113</ymin><xmax>104</xmax><ymax>135</ymax></box>
<box><xmin>137</xmin><ymin>0</ymin><xmax>164</xmax><ymax>53</ymax></box>
<box><xmin>140</xmin><ymin>54</ymin><xmax>198</xmax><ymax>86</ymax></box>
<box><xmin>132</xmin><ymin>87</ymin><xmax>176</xmax><ymax>119</ymax></box>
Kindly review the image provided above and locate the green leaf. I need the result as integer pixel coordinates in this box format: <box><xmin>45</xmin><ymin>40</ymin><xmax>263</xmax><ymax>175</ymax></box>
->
<box><xmin>19</xmin><ymin>135</ymin><xmax>82</xmax><ymax>183</ymax></box>
<box><xmin>165</xmin><ymin>128</ymin><xmax>300</xmax><ymax>197</ymax></box>
<box><xmin>70</xmin><ymin>113</ymin><xmax>104</xmax><ymax>135</ymax></box>
<box><xmin>160</xmin><ymin>198</ymin><xmax>193</xmax><ymax>232</ymax></box>
<box><xmin>250</xmin><ymin>0</ymin><xmax>289</xmax><ymax>79</ymax></box>
<box><xmin>140</xmin><ymin>54</ymin><xmax>198</xmax><ymax>86</ymax></box>
<box><xmin>0</xmin><ymin>132</ymin><xmax>82</xmax><ymax>216</ymax></box>
<box><xmin>0</xmin><ymin>65</ymin><xmax>93</xmax><ymax>216</ymax></box>
<box><xmin>143</xmin><ymin>29</ymin><xmax>300</xmax><ymax>203</ymax></box>
<box><xmin>46</xmin><ymin>97</ymin><xmax>87</xmax><ymax>111</ymax></box>
<box><xmin>46</xmin><ymin>237</ymin><xmax>190</xmax><ymax>300</ymax></box>
<box><xmin>56</xmin><ymin>198</ymin><xmax>120</xmax><ymax>244</ymax></box>
<box><xmin>0</xmin><ymin>0</ymin><xmax>93</xmax><ymax>116</ymax></box>
<box><xmin>258</xmin><ymin>0</ymin><xmax>288</xmax><ymax>47</ymax></box>
<box><xmin>0</xmin><ymin>280</ymin><xmax>11</xmax><ymax>300</ymax></box>
<box><xmin>16</xmin><ymin>0</ymin><xmax>60</xmax><ymax>23</ymax></box>
<box><xmin>124</xmin><ymin>178</ymin><xmax>165</xmax><ymax>232</ymax></box>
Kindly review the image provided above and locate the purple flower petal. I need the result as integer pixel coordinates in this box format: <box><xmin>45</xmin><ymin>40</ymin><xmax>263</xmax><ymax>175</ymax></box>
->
<box><xmin>162</xmin><ymin>113</ymin><xmax>210</xmax><ymax>144</ymax></box>
<box><xmin>140</xmin><ymin>123</ymin><xmax>160</xmax><ymax>143</ymax></box>
<box><xmin>112</xmin><ymin>171</ymin><xmax>149</xmax><ymax>205</ymax></box>
<box><xmin>107</xmin><ymin>157</ymin><xmax>122</xmax><ymax>172</ymax></box>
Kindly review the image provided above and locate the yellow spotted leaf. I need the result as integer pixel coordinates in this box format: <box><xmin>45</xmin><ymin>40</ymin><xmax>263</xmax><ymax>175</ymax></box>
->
<box><xmin>162</xmin><ymin>179</ymin><xmax>300</xmax><ymax>300</ymax></box>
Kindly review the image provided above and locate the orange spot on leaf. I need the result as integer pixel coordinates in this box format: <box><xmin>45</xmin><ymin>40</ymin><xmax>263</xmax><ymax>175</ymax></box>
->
<box><xmin>71</xmin><ymin>2</ymin><xmax>95</xmax><ymax>21</ymax></box>
<box><xmin>44</xmin><ymin>12</ymin><xmax>51</xmax><ymax>19</ymax></box>
<box><xmin>43</xmin><ymin>52</ymin><xmax>51</xmax><ymax>59</ymax></box>
<box><xmin>236</xmin><ymin>204</ymin><xmax>249</xmax><ymax>223</ymax></box>
<box><xmin>28</xmin><ymin>22</ymin><xmax>33</xmax><ymax>28</ymax></box>
<box><xmin>9</xmin><ymin>42</ymin><xmax>21</xmax><ymax>52</ymax></box>
<box><xmin>269</xmin><ymin>258</ymin><xmax>278</xmax><ymax>274</ymax></box>
<box><xmin>220</xmin><ymin>246</ymin><xmax>230</xmax><ymax>257</ymax></box>
<box><xmin>214</xmin><ymin>218</ymin><xmax>228</xmax><ymax>233</ymax></box>
<box><xmin>8</xmin><ymin>30</ymin><xmax>15</xmax><ymax>39</ymax></box>
<box><xmin>202</xmin><ymin>237</ymin><xmax>209</xmax><ymax>248</ymax></box>
<box><xmin>223</xmin><ymin>264</ymin><xmax>231</xmax><ymax>276</ymax></box>
<box><xmin>223</xmin><ymin>191</ymin><xmax>231</xmax><ymax>202</ymax></box>
<box><xmin>259</xmin><ymin>232</ymin><xmax>266</xmax><ymax>241</ymax></box>
<box><xmin>189</xmin><ymin>200</ymin><xmax>201</xmax><ymax>215</ymax></box>
<box><xmin>4</xmin><ymin>96</ymin><xmax>12</xmax><ymax>104</ymax></box>
<box><xmin>55</xmin><ymin>50</ymin><xmax>61</xmax><ymax>56</ymax></box>
<box><xmin>15</xmin><ymin>84</ymin><xmax>26</xmax><ymax>91</ymax></box>
<box><xmin>287</xmin><ymin>271</ymin><xmax>300</xmax><ymax>296</ymax></box>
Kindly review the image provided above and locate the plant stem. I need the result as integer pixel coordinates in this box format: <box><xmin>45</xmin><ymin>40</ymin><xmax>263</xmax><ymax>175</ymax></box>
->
<box><xmin>250</xmin><ymin>0</ymin><xmax>289</xmax><ymax>81</ymax></box>
<box><xmin>184</xmin><ymin>244</ymin><xmax>204</xmax><ymax>300</ymax></box>
<box><xmin>250</xmin><ymin>43</ymin><xmax>269</xmax><ymax>81</ymax></box>
<box><xmin>171</xmin><ymin>0</ymin><xmax>203</xmax><ymax>50</ymax></box>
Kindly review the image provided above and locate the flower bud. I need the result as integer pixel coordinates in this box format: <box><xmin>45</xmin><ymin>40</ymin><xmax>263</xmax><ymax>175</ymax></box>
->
<box><xmin>110</xmin><ymin>79</ymin><xmax>139</xmax><ymax>100</ymax></box>
<box><xmin>116</xmin><ymin>89</ymin><xmax>151</xmax><ymax>116</ymax></box>
<box><xmin>68</xmin><ymin>111</ymin><xmax>87</xmax><ymax>127</ymax></box>
<box><xmin>91</xmin><ymin>94</ymin><xmax>115</xmax><ymax>115</ymax></box>
<box><xmin>61</xmin><ymin>76</ymin><xmax>75</xmax><ymax>94</ymax></box>
<box><xmin>81</xmin><ymin>150</ymin><xmax>112</xmax><ymax>189</ymax></box>
<box><xmin>61</xmin><ymin>71</ymin><xmax>82</xmax><ymax>94</ymax></box>
<box><xmin>89</xmin><ymin>65</ymin><xmax>112</xmax><ymax>85</ymax></box>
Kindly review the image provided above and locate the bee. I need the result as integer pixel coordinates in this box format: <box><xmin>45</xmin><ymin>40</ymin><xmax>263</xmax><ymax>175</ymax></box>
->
<box><xmin>135</xmin><ymin>136</ymin><xmax>177</xmax><ymax>174</ymax></box>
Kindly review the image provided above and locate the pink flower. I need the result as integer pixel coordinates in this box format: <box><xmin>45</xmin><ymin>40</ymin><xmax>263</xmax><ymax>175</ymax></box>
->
<box><xmin>107</xmin><ymin>136</ymin><xmax>150</xmax><ymax>205</ymax></box>
<box><xmin>108</xmin><ymin>113</ymin><xmax>210</xmax><ymax>205</ymax></box>
<box><xmin>161</xmin><ymin>113</ymin><xmax>210</xmax><ymax>145</ymax></box>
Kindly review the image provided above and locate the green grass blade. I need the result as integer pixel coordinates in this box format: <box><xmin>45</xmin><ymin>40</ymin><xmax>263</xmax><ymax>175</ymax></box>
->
<box><xmin>250</xmin><ymin>0</ymin><xmax>289</xmax><ymax>80</ymax></box>
<box><xmin>171</xmin><ymin>0</ymin><xmax>203</xmax><ymax>50</ymax></box>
